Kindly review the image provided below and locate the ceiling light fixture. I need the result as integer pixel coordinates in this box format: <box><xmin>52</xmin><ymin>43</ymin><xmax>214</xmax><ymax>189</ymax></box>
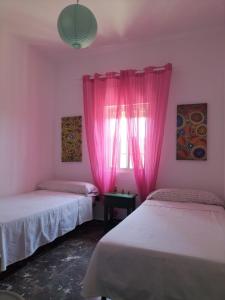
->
<box><xmin>57</xmin><ymin>0</ymin><xmax>97</xmax><ymax>49</ymax></box>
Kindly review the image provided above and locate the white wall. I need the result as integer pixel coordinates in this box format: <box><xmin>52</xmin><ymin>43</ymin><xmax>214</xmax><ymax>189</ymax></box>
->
<box><xmin>54</xmin><ymin>29</ymin><xmax>225</xmax><ymax>199</ymax></box>
<box><xmin>0</xmin><ymin>29</ymin><xmax>56</xmax><ymax>196</ymax></box>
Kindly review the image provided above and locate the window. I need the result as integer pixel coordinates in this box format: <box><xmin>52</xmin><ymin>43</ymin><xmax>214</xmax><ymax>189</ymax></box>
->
<box><xmin>107</xmin><ymin>105</ymin><xmax>147</xmax><ymax>169</ymax></box>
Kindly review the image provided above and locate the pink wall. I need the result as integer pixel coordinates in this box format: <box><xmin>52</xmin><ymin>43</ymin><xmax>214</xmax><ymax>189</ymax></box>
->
<box><xmin>0</xmin><ymin>29</ymin><xmax>56</xmax><ymax>197</ymax></box>
<box><xmin>54</xmin><ymin>29</ymin><xmax>225</xmax><ymax>199</ymax></box>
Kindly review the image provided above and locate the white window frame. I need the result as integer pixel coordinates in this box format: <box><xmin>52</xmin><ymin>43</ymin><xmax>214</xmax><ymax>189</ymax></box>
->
<box><xmin>107</xmin><ymin>105</ymin><xmax>146</xmax><ymax>170</ymax></box>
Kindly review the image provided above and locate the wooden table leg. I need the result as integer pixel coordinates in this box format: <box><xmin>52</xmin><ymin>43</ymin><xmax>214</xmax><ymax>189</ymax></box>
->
<box><xmin>127</xmin><ymin>207</ymin><xmax>132</xmax><ymax>215</ymax></box>
<box><xmin>110</xmin><ymin>206</ymin><xmax>113</xmax><ymax>222</ymax></box>
<box><xmin>104</xmin><ymin>203</ymin><xmax>108</xmax><ymax>232</ymax></box>
<box><xmin>132</xmin><ymin>199</ymin><xmax>136</xmax><ymax>212</ymax></box>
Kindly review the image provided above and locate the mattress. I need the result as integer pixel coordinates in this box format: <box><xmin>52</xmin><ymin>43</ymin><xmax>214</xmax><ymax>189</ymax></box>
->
<box><xmin>0</xmin><ymin>190</ymin><xmax>93</xmax><ymax>271</ymax></box>
<box><xmin>82</xmin><ymin>200</ymin><xmax>225</xmax><ymax>300</ymax></box>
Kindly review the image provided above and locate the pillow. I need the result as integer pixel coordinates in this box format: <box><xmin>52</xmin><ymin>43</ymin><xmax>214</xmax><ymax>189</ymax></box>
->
<box><xmin>146</xmin><ymin>188</ymin><xmax>224</xmax><ymax>207</ymax></box>
<box><xmin>37</xmin><ymin>180</ymin><xmax>98</xmax><ymax>196</ymax></box>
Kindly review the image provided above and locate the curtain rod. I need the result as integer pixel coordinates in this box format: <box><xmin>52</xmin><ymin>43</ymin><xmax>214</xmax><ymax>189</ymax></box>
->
<box><xmin>85</xmin><ymin>64</ymin><xmax>171</xmax><ymax>80</ymax></box>
<box><xmin>72</xmin><ymin>64</ymin><xmax>171</xmax><ymax>81</ymax></box>
<box><xmin>89</xmin><ymin>70</ymin><xmax>145</xmax><ymax>79</ymax></box>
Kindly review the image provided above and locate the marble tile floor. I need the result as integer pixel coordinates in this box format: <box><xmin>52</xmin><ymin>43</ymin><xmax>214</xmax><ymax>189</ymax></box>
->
<box><xmin>0</xmin><ymin>221</ymin><xmax>105</xmax><ymax>300</ymax></box>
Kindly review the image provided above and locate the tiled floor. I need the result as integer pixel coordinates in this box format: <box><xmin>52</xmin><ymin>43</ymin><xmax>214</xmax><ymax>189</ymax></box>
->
<box><xmin>0</xmin><ymin>221</ymin><xmax>105</xmax><ymax>300</ymax></box>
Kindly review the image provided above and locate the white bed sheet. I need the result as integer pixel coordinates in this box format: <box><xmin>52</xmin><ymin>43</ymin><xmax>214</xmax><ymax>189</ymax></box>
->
<box><xmin>82</xmin><ymin>200</ymin><xmax>225</xmax><ymax>300</ymax></box>
<box><xmin>0</xmin><ymin>190</ymin><xmax>93</xmax><ymax>271</ymax></box>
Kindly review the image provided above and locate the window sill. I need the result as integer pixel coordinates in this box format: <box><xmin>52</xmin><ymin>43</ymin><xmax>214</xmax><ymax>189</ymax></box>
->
<box><xmin>117</xmin><ymin>168</ymin><xmax>133</xmax><ymax>173</ymax></box>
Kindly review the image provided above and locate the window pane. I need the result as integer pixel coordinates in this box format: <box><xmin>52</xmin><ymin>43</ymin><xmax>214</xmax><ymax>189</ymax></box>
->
<box><xmin>119</xmin><ymin>115</ymin><xmax>128</xmax><ymax>168</ymax></box>
<box><xmin>139</xmin><ymin>117</ymin><xmax>146</xmax><ymax>165</ymax></box>
<box><xmin>120</xmin><ymin>153</ymin><xmax>128</xmax><ymax>169</ymax></box>
<box><xmin>106</xmin><ymin>104</ymin><xmax>146</xmax><ymax>169</ymax></box>
<box><xmin>108</xmin><ymin>118</ymin><xmax>116</xmax><ymax>168</ymax></box>
<box><xmin>129</xmin><ymin>157</ymin><xmax>133</xmax><ymax>169</ymax></box>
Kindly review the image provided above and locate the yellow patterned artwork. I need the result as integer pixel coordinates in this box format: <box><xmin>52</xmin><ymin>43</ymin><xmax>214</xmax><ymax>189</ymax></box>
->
<box><xmin>61</xmin><ymin>116</ymin><xmax>82</xmax><ymax>162</ymax></box>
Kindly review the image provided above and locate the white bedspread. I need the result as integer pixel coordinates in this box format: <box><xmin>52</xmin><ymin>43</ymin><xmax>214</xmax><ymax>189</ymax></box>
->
<box><xmin>0</xmin><ymin>190</ymin><xmax>93</xmax><ymax>271</ymax></box>
<box><xmin>82</xmin><ymin>200</ymin><xmax>225</xmax><ymax>300</ymax></box>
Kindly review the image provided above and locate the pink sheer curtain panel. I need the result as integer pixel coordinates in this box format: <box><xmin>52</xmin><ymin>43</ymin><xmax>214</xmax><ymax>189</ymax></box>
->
<box><xmin>122</xmin><ymin>64</ymin><xmax>172</xmax><ymax>201</ymax></box>
<box><xmin>83</xmin><ymin>64</ymin><xmax>172</xmax><ymax>199</ymax></box>
<box><xmin>83</xmin><ymin>74</ymin><xmax>120</xmax><ymax>194</ymax></box>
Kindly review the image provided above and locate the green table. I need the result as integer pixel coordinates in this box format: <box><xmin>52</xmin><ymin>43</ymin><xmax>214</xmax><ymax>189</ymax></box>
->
<box><xmin>103</xmin><ymin>193</ymin><xmax>136</xmax><ymax>232</ymax></box>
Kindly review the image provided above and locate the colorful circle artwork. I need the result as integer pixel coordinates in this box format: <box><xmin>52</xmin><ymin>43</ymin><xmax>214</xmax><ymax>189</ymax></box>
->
<box><xmin>190</xmin><ymin>111</ymin><xmax>204</xmax><ymax>124</ymax></box>
<box><xmin>191</xmin><ymin>146</ymin><xmax>206</xmax><ymax>160</ymax></box>
<box><xmin>187</xmin><ymin>143</ymin><xmax>194</xmax><ymax>150</ymax></box>
<box><xmin>177</xmin><ymin>114</ymin><xmax>185</xmax><ymax>129</ymax></box>
<box><xmin>176</xmin><ymin>103</ymin><xmax>207</xmax><ymax>160</ymax></box>
<box><xmin>196</xmin><ymin>124</ymin><xmax>207</xmax><ymax>137</ymax></box>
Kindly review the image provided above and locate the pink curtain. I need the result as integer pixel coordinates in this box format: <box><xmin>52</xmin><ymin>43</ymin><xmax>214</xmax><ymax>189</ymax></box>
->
<box><xmin>83</xmin><ymin>73</ymin><xmax>121</xmax><ymax>194</ymax></box>
<box><xmin>83</xmin><ymin>64</ymin><xmax>172</xmax><ymax>199</ymax></box>
<box><xmin>121</xmin><ymin>64</ymin><xmax>172</xmax><ymax>201</ymax></box>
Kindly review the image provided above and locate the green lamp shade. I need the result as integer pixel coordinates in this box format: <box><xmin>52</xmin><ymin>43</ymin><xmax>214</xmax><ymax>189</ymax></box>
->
<box><xmin>57</xmin><ymin>4</ymin><xmax>97</xmax><ymax>49</ymax></box>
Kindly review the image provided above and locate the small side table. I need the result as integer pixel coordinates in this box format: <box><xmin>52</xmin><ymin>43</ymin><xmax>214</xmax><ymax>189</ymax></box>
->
<box><xmin>104</xmin><ymin>193</ymin><xmax>136</xmax><ymax>232</ymax></box>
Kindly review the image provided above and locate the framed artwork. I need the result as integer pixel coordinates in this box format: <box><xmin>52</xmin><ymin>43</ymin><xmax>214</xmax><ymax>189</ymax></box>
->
<box><xmin>176</xmin><ymin>103</ymin><xmax>207</xmax><ymax>160</ymax></box>
<box><xmin>61</xmin><ymin>116</ymin><xmax>82</xmax><ymax>162</ymax></box>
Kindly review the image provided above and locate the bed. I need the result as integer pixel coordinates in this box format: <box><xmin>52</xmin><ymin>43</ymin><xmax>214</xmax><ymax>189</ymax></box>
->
<box><xmin>0</xmin><ymin>180</ymin><xmax>97</xmax><ymax>271</ymax></box>
<box><xmin>82</xmin><ymin>189</ymin><xmax>225</xmax><ymax>300</ymax></box>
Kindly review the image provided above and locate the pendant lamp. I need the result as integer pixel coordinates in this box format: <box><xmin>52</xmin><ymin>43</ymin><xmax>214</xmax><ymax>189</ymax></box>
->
<box><xmin>57</xmin><ymin>0</ymin><xmax>97</xmax><ymax>49</ymax></box>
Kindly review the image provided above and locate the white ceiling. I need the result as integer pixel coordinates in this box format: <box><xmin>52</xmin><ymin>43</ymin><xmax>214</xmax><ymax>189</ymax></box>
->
<box><xmin>0</xmin><ymin>0</ymin><xmax>224</xmax><ymax>51</ymax></box>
